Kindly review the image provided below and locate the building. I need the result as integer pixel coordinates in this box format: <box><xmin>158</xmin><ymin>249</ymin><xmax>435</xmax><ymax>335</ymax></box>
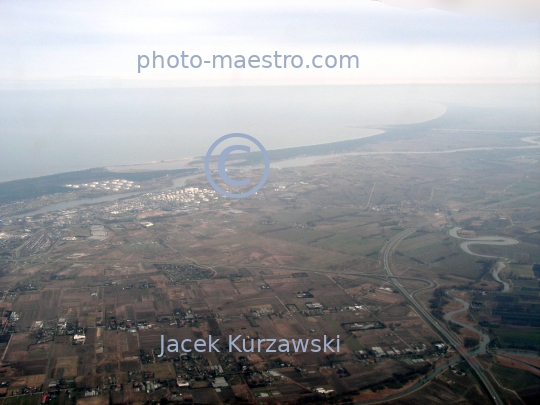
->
<box><xmin>212</xmin><ymin>377</ymin><xmax>228</xmax><ymax>388</ymax></box>
<box><xmin>372</xmin><ymin>347</ymin><xmax>385</xmax><ymax>357</ymax></box>
<box><xmin>73</xmin><ymin>334</ymin><xmax>86</xmax><ymax>344</ymax></box>
<box><xmin>305</xmin><ymin>302</ymin><xmax>323</xmax><ymax>310</ymax></box>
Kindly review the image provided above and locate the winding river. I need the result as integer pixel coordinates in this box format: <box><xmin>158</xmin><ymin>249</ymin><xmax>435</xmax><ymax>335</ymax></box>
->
<box><xmin>443</xmin><ymin>292</ymin><xmax>490</xmax><ymax>354</ymax></box>
<box><xmin>442</xmin><ymin>227</ymin><xmax>521</xmax><ymax>353</ymax></box>
<box><xmin>449</xmin><ymin>227</ymin><xmax>519</xmax><ymax>258</ymax></box>
<box><xmin>449</xmin><ymin>226</ymin><xmax>519</xmax><ymax>291</ymax></box>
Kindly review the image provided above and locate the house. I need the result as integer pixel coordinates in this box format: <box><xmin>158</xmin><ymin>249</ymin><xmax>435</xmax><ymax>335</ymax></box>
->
<box><xmin>73</xmin><ymin>334</ymin><xmax>86</xmax><ymax>344</ymax></box>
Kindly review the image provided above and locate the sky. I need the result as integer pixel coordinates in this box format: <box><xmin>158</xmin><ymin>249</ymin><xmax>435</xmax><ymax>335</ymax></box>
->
<box><xmin>0</xmin><ymin>0</ymin><xmax>539</xmax><ymax>89</ymax></box>
<box><xmin>0</xmin><ymin>1</ymin><xmax>539</xmax><ymax>182</ymax></box>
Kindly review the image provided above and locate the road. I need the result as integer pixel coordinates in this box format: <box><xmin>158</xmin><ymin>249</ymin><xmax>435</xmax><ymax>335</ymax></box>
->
<box><xmin>366</xmin><ymin>181</ymin><xmax>376</xmax><ymax>209</ymax></box>
<box><xmin>443</xmin><ymin>291</ymin><xmax>490</xmax><ymax>354</ymax></box>
<box><xmin>0</xmin><ymin>241</ymin><xmax>507</xmax><ymax>405</ymax></box>
<box><xmin>381</xmin><ymin>228</ymin><xmax>504</xmax><ymax>405</ymax></box>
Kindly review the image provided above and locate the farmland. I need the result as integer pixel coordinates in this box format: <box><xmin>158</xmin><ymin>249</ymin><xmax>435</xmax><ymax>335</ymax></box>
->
<box><xmin>1</xmin><ymin>116</ymin><xmax>539</xmax><ymax>403</ymax></box>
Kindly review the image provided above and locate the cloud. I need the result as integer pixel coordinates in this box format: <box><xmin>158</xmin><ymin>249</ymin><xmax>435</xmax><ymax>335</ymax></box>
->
<box><xmin>379</xmin><ymin>0</ymin><xmax>540</xmax><ymax>21</ymax></box>
<box><xmin>0</xmin><ymin>0</ymin><xmax>538</xmax><ymax>88</ymax></box>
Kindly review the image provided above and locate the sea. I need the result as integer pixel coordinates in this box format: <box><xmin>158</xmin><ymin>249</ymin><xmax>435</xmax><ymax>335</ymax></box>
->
<box><xmin>0</xmin><ymin>84</ymin><xmax>538</xmax><ymax>182</ymax></box>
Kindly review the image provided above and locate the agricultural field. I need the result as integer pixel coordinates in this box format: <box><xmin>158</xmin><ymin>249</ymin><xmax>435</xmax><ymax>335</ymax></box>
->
<box><xmin>0</xmin><ymin>131</ymin><xmax>539</xmax><ymax>404</ymax></box>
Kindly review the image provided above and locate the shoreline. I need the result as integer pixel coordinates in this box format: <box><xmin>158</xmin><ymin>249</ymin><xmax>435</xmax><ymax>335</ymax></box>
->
<box><xmin>105</xmin><ymin>128</ymin><xmax>387</xmax><ymax>173</ymax></box>
<box><xmin>3</xmin><ymin>135</ymin><xmax>538</xmax><ymax>220</ymax></box>
<box><xmin>0</xmin><ymin>102</ymin><xmax>449</xmax><ymax>183</ymax></box>
<box><xmin>5</xmin><ymin>121</ymin><xmax>539</xmax><ymax>186</ymax></box>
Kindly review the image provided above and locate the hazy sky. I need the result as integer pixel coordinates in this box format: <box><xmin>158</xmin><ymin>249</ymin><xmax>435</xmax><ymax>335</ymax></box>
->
<box><xmin>0</xmin><ymin>2</ymin><xmax>538</xmax><ymax>182</ymax></box>
<box><xmin>0</xmin><ymin>0</ymin><xmax>539</xmax><ymax>88</ymax></box>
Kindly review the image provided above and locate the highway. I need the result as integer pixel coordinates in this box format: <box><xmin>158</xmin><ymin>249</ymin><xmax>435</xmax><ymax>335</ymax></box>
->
<box><xmin>381</xmin><ymin>228</ymin><xmax>504</xmax><ymax>405</ymax></box>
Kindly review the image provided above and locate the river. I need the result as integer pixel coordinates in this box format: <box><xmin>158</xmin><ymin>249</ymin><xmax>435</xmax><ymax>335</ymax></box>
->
<box><xmin>443</xmin><ymin>291</ymin><xmax>490</xmax><ymax>354</ymax></box>
<box><xmin>5</xmin><ymin>174</ymin><xmax>202</xmax><ymax>220</ymax></box>
<box><xmin>449</xmin><ymin>227</ymin><xmax>519</xmax><ymax>259</ymax></box>
<box><xmin>449</xmin><ymin>226</ymin><xmax>518</xmax><ymax>291</ymax></box>
<box><xmin>492</xmin><ymin>262</ymin><xmax>509</xmax><ymax>292</ymax></box>
<box><xmin>6</xmin><ymin>134</ymin><xmax>539</xmax><ymax>221</ymax></box>
<box><xmin>441</xmin><ymin>227</ymin><xmax>522</xmax><ymax>354</ymax></box>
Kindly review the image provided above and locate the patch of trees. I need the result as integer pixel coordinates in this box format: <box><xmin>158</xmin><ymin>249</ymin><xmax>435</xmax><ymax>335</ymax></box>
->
<box><xmin>368</xmin><ymin>364</ymin><xmax>431</xmax><ymax>392</ymax></box>
<box><xmin>207</xmin><ymin>318</ymin><xmax>221</xmax><ymax>337</ymax></box>
<box><xmin>410</xmin><ymin>257</ymin><xmax>425</xmax><ymax>265</ymax></box>
<box><xmin>429</xmin><ymin>287</ymin><xmax>449</xmax><ymax>320</ymax></box>
<box><xmin>533</xmin><ymin>264</ymin><xmax>540</xmax><ymax>278</ymax></box>
<box><xmin>476</xmin><ymin>259</ymin><xmax>496</xmax><ymax>281</ymax></box>
<box><xmin>460</xmin><ymin>217</ymin><xmax>481</xmax><ymax>227</ymax></box>
<box><xmin>327</xmin><ymin>258</ymin><xmax>363</xmax><ymax>271</ymax></box>
<box><xmin>464</xmin><ymin>337</ymin><xmax>479</xmax><ymax>348</ymax></box>
<box><xmin>449</xmin><ymin>321</ymin><xmax>463</xmax><ymax>334</ymax></box>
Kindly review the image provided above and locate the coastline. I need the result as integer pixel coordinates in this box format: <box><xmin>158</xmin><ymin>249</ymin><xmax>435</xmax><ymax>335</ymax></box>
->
<box><xmin>0</xmin><ymin>101</ymin><xmax>448</xmax><ymax>184</ymax></box>
<box><xmin>3</xmin><ymin>133</ymin><xmax>538</xmax><ymax>220</ymax></box>
<box><xmin>2</xmin><ymin>103</ymin><xmax>539</xmax><ymax>217</ymax></box>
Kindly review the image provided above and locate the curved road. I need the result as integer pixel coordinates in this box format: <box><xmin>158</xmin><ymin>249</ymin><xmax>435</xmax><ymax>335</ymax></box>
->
<box><xmin>381</xmin><ymin>228</ymin><xmax>504</xmax><ymax>405</ymax></box>
<box><xmin>443</xmin><ymin>291</ymin><xmax>490</xmax><ymax>354</ymax></box>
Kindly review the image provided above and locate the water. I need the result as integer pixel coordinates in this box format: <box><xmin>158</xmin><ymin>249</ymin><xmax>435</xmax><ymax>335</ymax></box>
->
<box><xmin>492</xmin><ymin>262</ymin><xmax>509</xmax><ymax>292</ymax></box>
<box><xmin>6</xmin><ymin>126</ymin><xmax>540</xmax><ymax>220</ymax></box>
<box><xmin>1</xmin><ymin>84</ymin><xmax>538</xmax><ymax>183</ymax></box>
<box><xmin>443</xmin><ymin>292</ymin><xmax>490</xmax><ymax>354</ymax></box>
<box><xmin>449</xmin><ymin>226</ymin><xmax>520</xmax><ymax>291</ymax></box>
<box><xmin>5</xmin><ymin>174</ymin><xmax>201</xmax><ymax>220</ymax></box>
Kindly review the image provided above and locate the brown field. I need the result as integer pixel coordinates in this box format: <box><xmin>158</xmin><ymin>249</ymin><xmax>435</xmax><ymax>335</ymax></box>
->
<box><xmin>26</xmin><ymin>374</ymin><xmax>45</xmax><ymax>388</ymax></box>
<box><xmin>0</xmin><ymin>138</ymin><xmax>538</xmax><ymax>404</ymax></box>
<box><xmin>76</xmin><ymin>397</ymin><xmax>109</xmax><ymax>405</ymax></box>
<box><xmin>55</xmin><ymin>355</ymin><xmax>79</xmax><ymax>377</ymax></box>
<box><xmin>17</xmin><ymin>293</ymin><xmax>40</xmax><ymax>302</ymax></box>
<box><xmin>26</xmin><ymin>344</ymin><xmax>50</xmax><ymax>361</ymax></box>
<box><xmin>494</xmin><ymin>355</ymin><xmax>540</xmax><ymax>377</ymax></box>
<box><xmin>141</xmin><ymin>362</ymin><xmax>175</xmax><ymax>379</ymax></box>
<box><xmin>137</xmin><ymin>330</ymin><xmax>162</xmax><ymax>351</ymax></box>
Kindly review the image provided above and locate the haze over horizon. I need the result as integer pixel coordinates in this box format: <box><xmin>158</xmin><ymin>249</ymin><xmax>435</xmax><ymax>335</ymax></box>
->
<box><xmin>0</xmin><ymin>6</ymin><xmax>539</xmax><ymax>404</ymax></box>
<box><xmin>0</xmin><ymin>0</ymin><xmax>538</xmax><ymax>89</ymax></box>
<box><xmin>0</xmin><ymin>84</ymin><xmax>538</xmax><ymax>183</ymax></box>
<box><xmin>0</xmin><ymin>1</ymin><xmax>538</xmax><ymax>182</ymax></box>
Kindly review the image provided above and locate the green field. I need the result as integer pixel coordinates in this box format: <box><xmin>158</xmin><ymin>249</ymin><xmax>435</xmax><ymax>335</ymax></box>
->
<box><xmin>508</xmin><ymin>181</ymin><xmax>540</xmax><ymax>197</ymax></box>
<box><xmin>494</xmin><ymin>327</ymin><xmax>540</xmax><ymax>350</ymax></box>
<box><xmin>395</xmin><ymin>234</ymin><xmax>483</xmax><ymax>279</ymax></box>
<box><xmin>345</xmin><ymin>337</ymin><xmax>364</xmax><ymax>351</ymax></box>
<box><xmin>506</xmin><ymin>264</ymin><xmax>535</xmax><ymax>278</ymax></box>
<box><xmin>490</xmin><ymin>364</ymin><xmax>540</xmax><ymax>391</ymax></box>
<box><xmin>312</xmin><ymin>234</ymin><xmax>385</xmax><ymax>257</ymax></box>
<box><xmin>477</xmin><ymin>242</ymin><xmax>540</xmax><ymax>264</ymax></box>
